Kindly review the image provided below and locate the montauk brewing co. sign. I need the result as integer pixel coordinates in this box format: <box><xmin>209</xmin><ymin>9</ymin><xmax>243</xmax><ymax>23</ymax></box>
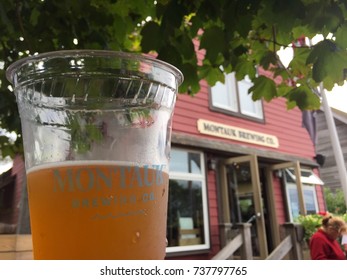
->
<box><xmin>197</xmin><ymin>119</ymin><xmax>279</xmax><ymax>148</ymax></box>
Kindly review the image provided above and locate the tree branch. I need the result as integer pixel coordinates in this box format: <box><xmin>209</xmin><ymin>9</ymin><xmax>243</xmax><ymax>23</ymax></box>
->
<box><xmin>15</xmin><ymin>0</ymin><xmax>33</xmax><ymax>52</ymax></box>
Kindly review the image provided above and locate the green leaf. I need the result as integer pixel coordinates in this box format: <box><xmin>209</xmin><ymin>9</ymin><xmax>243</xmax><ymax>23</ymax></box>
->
<box><xmin>249</xmin><ymin>76</ymin><xmax>277</xmax><ymax>102</ymax></box>
<box><xmin>286</xmin><ymin>85</ymin><xmax>321</xmax><ymax>110</ymax></box>
<box><xmin>160</xmin><ymin>0</ymin><xmax>186</xmax><ymax>31</ymax></box>
<box><xmin>111</xmin><ymin>15</ymin><xmax>128</xmax><ymax>46</ymax></box>
<box><xmin>29</xmin><ymin>8</ymin><xmax>40</xmax><ymax>26</ymax></box>
<box><xmin>140</xmin><ymin>21</ymin><xmax>161</xmax><ymax>52</ymax></box>
<box><xmin>249</xmin><ymin>41</ymin><xmax>271</xmax><ymax>64</ymax></box>
<box><xmin>199</xmin><ymin>65</ymin><xmax>224</xmax><ymax>87</ymax></box>
<box><xmin>277</xmin><ymin>84</ymin><xmax>292</xmax><ymax>97</ymax></box>
<box><xmin>179</xmin><ymin>63</ymin><xmax>200</xmax><ymax>94</ymax></box>
<box><xmin>172</xmin><ymin>33</ymin><xmax>196</xmax><ymax>61</ymax></box>
<box><xmin>307</xmin><ymin>40</ymin><xmax>347</xmax><ymax>84</ymax></box>
<box><xmin>157</xmin><ymin>45</ymin><xmax>183</xmax><ymax>70</ymax></box>
<box><xmin>335</xmin><ymin>23</ymin><xmax>347</xmax><ymax>49</ymax></box>
<box><xmin>292</xmin><ymin>25</ymin><xmax>312</xmax><ymax>40</ymax></box>
<box><xmin>235</xmin><ymin>60</ymin><xmax>256</xmax><ymax>80</ymax></box>
<box><xmin>260</xmin><ymin>51</ymin><xmax>278</xmax><ymax>70</ymax></box>
<box><xmin>306</xmin><ymin>40</ymin><xmax>334</xmax><ymax>65</ymax></box>
<box><xmin>199</xmin><ymin>26</ymin><xmax>225</xmax><ymax>63</ymax></box>
<box><xmin>289</xmin><ymin>48</ymin><xmax>311</xmax><ymax>77</ymax></box>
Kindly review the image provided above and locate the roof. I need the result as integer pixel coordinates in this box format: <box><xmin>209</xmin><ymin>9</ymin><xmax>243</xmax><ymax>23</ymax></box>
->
<box><xmin>319</xmin><ymin>107</ymin><xmax>347</xmax><ymax>124</ymax></box>
<box><xmin>331</xmin><ymin>107</ymin><xmax>347</xmax><ymax>124</ymax></box>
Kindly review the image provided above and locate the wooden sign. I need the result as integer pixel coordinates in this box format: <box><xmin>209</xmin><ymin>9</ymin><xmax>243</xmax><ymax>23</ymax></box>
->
<box><xmin>197</xmin><ymin>119</ymin><xmax>279</xmax><ymax>148</ymax></box>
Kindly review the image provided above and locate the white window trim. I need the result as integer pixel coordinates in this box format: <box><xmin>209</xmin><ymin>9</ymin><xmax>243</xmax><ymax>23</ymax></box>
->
<box><xmin>166</xmin><ymin>150</ymin><xmax>210</xmax><ymax>254</ymax></box>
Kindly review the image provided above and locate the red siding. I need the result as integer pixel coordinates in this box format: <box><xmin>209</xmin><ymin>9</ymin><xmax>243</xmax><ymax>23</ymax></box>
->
<box><xmin>206</xmin><ymin>170</ymin><xmax>221</xmax><ymax>257</ymax></box>
<box><xmin>273</xmin><ymin>176</ymin><xmax>287</xmax><ymax>225</ymax></box>
<box><xmin>315</xmin><ymin>184</ymin><xmax>326</xmax><ymax>212</ymax></box>
<box><xmin>173</xmin><ymin>90</ymin><xmax>315</xmax><ymax>159</ymax></box>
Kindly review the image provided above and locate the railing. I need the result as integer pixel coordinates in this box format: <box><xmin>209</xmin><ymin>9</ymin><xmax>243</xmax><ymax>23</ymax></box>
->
<box><xmin>212</xmin><ymin>223</ymin><xmax>253</xmax><ymax>260</ymax></box>
<box><xmin>266</xmin><ymin>223</ymin><xmax>304</xmax><ymax>260</ymax></box>
<box><xmin>214</xmin><ymin>222</ymin><xmax>305</xmax><ymax>260</ymax></box>
<box><xmin>0</xmin><ymin>234</ymin><xmax>33</xmax><ymax>260</ymax></box>
<box><xmin>0</xmin><ymin>223</ymin><xmax>305</xmax><ymax>260</ymax></box>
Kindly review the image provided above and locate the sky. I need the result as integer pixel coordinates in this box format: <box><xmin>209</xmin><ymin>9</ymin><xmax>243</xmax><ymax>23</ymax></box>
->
<box><xmin>278</xmin><ymin>42</ymin><xmax>347</xmax><ymax>114</ymax></box>
<box><xmin>326</xmin><ymin>84</ymin><xmax>347</xmax><ymax>113</ymax></box>
<box><xmin>0</xmin><ymin>157</ymin><xmax>13</xmax><ymax>174</ymax></box>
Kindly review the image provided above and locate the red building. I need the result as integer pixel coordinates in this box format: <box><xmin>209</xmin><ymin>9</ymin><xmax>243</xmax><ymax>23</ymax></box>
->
<box><xmin>164</xmin><ymin>46</ymin><xmax>325</xmax><ymax>259</ymax></box>
<box><xmin>0</xmin><ymin>155</ymin><xmax>27</xmax><ymax>234</ymax></box>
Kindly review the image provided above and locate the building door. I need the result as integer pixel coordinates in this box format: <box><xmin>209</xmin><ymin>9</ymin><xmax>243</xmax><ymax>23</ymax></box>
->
<box><xmin>219</xmin><ymin>155</ymin><xmax>268</xmax><ymax>259</ymax></box>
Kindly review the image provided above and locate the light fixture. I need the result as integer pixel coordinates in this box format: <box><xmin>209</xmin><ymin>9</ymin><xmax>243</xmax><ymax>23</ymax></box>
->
<box><xmin>275</xmin><ymin>170</ymin><xmax>283</xmax><ymax>178</ymax></box>
<box><xmin>314</xmin><ymin>154</ymin><xmax>326</xmax><ymax>167</ymax></box>
<box><xmin>207</xmin><ymin>158</ymin><xmax>217</xmax><ymax>171</ymax></box>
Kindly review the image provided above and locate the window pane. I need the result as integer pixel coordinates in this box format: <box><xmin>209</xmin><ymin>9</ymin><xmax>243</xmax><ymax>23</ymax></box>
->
<box><xmin>288</xmin><ymin>188</ymin><xmax>300</xmax><ymax>220</ymax></box>
<box><xmin>170</xmin><ymin>150</ymin><xmax>201</xmax><ymax>174</ymax></box>
<box><xmin>211</xmin><ymin>73</ymin><xmax>238</xmax><ymax>112</ymax></box>
<box><xmin>239</xmin><ymin>77</ymin><xmax>263</xmax><ymax>119</ymax></box>
<box><xmin>287</xmin><ymin>185</ymin><xmax>318</xmax><ymax>220</ymax></box>
<box><xmin>304</xmin><ymin>189</ymin><xmax>317</xmax><ymax>213</ymax></box>
<box><xmin>167</xmin><ymin>180</ymin><xmax>204</xmax><ymax>247</ymax></box>
<box><xmin>211</xmin><ymin>81</ymin><xmax>229</xmax><ymax>106</ymax></box>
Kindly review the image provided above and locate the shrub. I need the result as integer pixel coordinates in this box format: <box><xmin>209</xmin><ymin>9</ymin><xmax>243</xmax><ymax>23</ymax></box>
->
<box><xmin>295</xmin><ymin>214</ymin><xmax>323</xmax><ymax>243</ymax></box>
<box><xmin>295</xmin><ymin>213</ymin><xmax>347</xmax><ymax>243</ymax></box>
<box><xmin>324</xmin><ymin>187</ymin><xmax>347</xmax><ymax>214</ymax></box>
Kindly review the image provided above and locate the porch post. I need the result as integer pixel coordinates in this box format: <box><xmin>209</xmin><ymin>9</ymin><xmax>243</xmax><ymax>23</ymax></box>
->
<box><xmin>218</xmin><ymin>162</ymin><xmax>232</xmax><ymax>247</ymax></box>
<box><xmin>283</xmin><ymin>223</ymin><xmax>304</xmax><ymax>260</ymax></box>
<box><xmin>294</xmin><ymin>161</ymin><xmax>306</xmax><ymax>216</ymax></box>
<box><xmin>236</xmin><ymin>223</ymin><xmax>253</xmax><ymax>260</ymax></box>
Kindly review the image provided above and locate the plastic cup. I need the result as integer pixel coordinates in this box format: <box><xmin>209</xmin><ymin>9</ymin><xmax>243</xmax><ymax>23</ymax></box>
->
<box><xmin>6</xmin><ymin>50</ymin><xmax>183</xmax><ymax>259</ymax></box>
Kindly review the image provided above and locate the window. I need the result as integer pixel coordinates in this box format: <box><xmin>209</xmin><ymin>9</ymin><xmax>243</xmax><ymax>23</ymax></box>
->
<box><xmin>284</xmin><ymin>168</ymin><xmax>323</xmax><ymax>221</ymax></box>
<box><xmin>286</xmin><ymin>183</ymin><xmax>319</xmax><ymax>221</ymax></box>
<box><xmin>166</xmin><ymin>149</ymin><xmax>210</xmax><ymax>253</ymax></box>
<box><xmin>210</xmin><ymin>72</ymin><xmax>263</xmax><ymax>120</ymax></box>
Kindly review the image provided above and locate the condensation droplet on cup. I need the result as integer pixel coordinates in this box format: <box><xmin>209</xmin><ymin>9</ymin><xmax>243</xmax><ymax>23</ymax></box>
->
<box><xmin>132</xmin><ymin>231</ymin><xmax>141</xmax><ymax>244</ymax></box>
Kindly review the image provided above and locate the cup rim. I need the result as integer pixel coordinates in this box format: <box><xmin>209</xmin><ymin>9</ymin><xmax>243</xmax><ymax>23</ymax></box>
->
<box><xmin>6</xmin><ymin>49</ymin><xmax>184</xmax><ymax>86</ymax></box>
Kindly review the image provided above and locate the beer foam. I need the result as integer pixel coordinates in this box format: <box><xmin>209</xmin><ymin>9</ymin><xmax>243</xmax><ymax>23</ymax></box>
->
<box><xmin>26</xmin><ymin>160</ymin><xmax>141</xmax><ymax>174</ymax></box>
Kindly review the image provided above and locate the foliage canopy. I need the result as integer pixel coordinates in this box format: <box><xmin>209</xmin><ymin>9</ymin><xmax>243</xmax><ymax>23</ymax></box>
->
<box><xmin>1</xmin><ymin>0</ymin><xmax>347</xmax><ymax>157</ymax></box>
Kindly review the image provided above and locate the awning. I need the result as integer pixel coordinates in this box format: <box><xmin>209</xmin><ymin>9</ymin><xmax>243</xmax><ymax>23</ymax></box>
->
<box><xmin>285</xmin><ymin>168</ymin><xmax>324</xmax><ymax>185</ymax></box>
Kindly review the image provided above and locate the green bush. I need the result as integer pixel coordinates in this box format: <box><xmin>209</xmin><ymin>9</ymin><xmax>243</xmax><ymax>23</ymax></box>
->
<box><xmin>296</xmin><ymin>213</ymin><xmax>347</xmax><ymax>243</ymax></box>
<box><xmin>295</xmin><ymin>214</ymin><xmax>323</xmax><ymax>243</ymax></box>
<box><xmin>324</xmin><ymin>187</ymin><xmax>347</xmax><ymax>214</ymax></box>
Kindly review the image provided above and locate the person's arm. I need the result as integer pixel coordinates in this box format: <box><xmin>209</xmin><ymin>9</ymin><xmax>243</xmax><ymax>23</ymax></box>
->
<box><xmin>310</xmin><ymin>236</ymin><xmax>328</xmax><ymax>260</ymax></box>
<box><xmin>341</xmin><ymin>234</ymin><xmax>347</xmax><ymax>252</ymax></box>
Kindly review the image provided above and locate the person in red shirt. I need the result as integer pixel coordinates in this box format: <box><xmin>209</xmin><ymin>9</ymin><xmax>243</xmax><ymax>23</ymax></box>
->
<box><xmin>310</xmin><ymin>215</ymin><xmax>347</xmax><ymax>260</ymax></box>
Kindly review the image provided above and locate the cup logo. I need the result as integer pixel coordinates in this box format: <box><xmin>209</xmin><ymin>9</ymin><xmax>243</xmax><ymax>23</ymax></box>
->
<box><xmin>28</xmin><ymin>163</ymin><xmax>168</xmax><ymax>220</ymax></box>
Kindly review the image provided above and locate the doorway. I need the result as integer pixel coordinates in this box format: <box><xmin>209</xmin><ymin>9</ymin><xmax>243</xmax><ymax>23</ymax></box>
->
<box><xmin>220</xmin><ymin>155</ymin><xmax>269</xmax><ymax>259</ymax></box>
